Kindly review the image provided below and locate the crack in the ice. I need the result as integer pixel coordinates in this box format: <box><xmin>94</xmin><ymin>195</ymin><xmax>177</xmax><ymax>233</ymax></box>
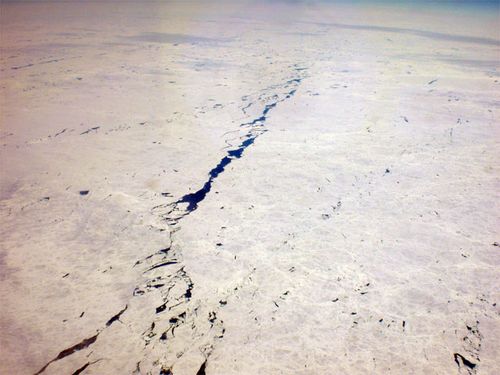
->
<box><xmin>196</xmin><ymin>360</ymin><xmax>207</xmax><ymax>375</ymax></box>
<box><xmin>163</xmin><ymin>75</ymin><xmax>303</xmax><ymax>224</ymax></box>
<box><xmin>34</xmin><ymin>305</ymin><xmax>127</xmax><ymax>375</ymax></box>
<box><xmin>130</xmin><ymin>70</ymin><xmax>305</xmax><ymax>373</ymax></box>
<box><xmin>453</xmin><ymin>320</ymin><xmax>482</xmax><ymax>374</ymax></box>
<box><xmin>71</xmin><ymin>359</ymin><xmax>102</xmax><ymax>375</ymax></box>
<box><xmin>34</xmin><ymin>334</ymin><xmax>99</xmax><ymax>375</ymax></box>
<box><xmin>105</xmin><ymin>304</ymin><xmax>128</xmax><ymax>327</ymax></box>
<box><xmin>454</xmin><ymin>353</ymin><xmax>477</xmax><ymax>373</ymax></box>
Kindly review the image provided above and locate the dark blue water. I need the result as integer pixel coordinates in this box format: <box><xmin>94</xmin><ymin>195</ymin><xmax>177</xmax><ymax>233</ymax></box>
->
<box><xmin>170</xmin><ymin>77</ymin><xmax>303</xmax><ymax>216</ymax></box>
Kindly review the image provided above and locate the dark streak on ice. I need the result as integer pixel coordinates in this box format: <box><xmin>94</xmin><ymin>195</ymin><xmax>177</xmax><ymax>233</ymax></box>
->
<box><xmin>80</xmin><ymin>126</ymin><xmax>100</xmax><ymax>135</ymax></box>
<box><xmin>105</xmin><ymin>304</ymin><xmax>128</xmax><ymax>327</ymax></box>
<box><xmin>453</xmin><ymin>353</ymin><xmax>477</xmax><ymax>371</ymax></box>
<box><xmin>34</xmin><ymin>333</ymin><xmax>99</xmax><ymax>375</ymax></box>
<box><xmin>71</xmin><ymin>362</ymin><xmax>90</xmax><ymax>375</ymax></box>
<box><xmin>146</xmin><ymin>260</ymin><xmax>178</xmax><ymax>272</ymax></box>
<box><xmin>71</xmin><ymin>360</ymin><xmax>102</xmax><ymax>375</ymax></box>
<box><xmin>34</xmin><ymin>305</ymin><xmax>131</xmax><ymax>374</ymax></box>
<box><xmin>196</xmin><ymin>360</ymin><xmax>207</xmax><ymax>375</ymax></box>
